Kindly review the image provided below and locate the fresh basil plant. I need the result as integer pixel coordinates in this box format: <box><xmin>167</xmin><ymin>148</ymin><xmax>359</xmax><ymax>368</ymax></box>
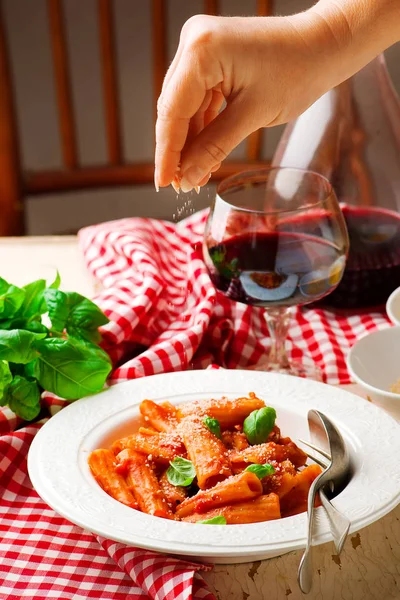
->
<box><xmin>0</xmin><ymin>274</ymin><xmax>111</xmax><ymax>420</ymax></box>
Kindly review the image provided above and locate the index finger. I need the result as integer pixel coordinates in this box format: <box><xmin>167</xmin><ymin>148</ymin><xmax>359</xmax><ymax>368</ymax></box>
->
<box><xmin>155</xmin><ymin>52</ymin><xmax>220</xmax><ymax>188</ymax></box>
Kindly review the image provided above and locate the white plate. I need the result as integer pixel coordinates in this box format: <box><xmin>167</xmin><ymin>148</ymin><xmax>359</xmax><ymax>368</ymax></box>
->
<box><xmin>28</xmin><ymin>370</ymin><xmax>400</xmax><ymax>564</ymax></box>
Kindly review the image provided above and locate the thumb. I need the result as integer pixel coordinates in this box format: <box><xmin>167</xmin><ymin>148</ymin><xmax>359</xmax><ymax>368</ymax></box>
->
<box><xmin>179</xmin><ymin>95</ymin><xmax>259</xmax><ymax>192</ymax></box>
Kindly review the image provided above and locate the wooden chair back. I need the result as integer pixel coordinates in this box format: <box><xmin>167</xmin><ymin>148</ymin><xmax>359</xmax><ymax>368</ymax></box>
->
<box><xmin>0</xmin><ymin>0</ymin><xmax>273</xmax><ymax>236</ymax></box>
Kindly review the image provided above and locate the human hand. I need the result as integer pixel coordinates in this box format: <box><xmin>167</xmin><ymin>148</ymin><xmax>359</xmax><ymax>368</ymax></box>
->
<box><xmin>154</xmin><ymin>13</ymin><xmax>336</xmax><ymax>193</ymax></box>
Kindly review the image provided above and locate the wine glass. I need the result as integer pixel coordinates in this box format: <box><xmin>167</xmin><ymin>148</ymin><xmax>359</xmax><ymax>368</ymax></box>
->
<box><xmin>203</xmin><ymin>167</ymin><xmax>349</xmax><ymax>380</ymax></box>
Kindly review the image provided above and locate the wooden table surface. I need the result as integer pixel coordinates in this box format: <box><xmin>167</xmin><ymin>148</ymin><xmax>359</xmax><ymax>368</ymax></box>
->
<box><xmin>2</xmin><ymin>236</ymin><xmax>399</xmax><ymax>600</ymax></box>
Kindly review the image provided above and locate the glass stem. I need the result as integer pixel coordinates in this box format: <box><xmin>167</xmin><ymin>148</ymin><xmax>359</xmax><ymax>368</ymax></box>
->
<box><xmin>264</xmin><ymin>307</ymin><xmax>293</xmax><ymax>369</ymax></box>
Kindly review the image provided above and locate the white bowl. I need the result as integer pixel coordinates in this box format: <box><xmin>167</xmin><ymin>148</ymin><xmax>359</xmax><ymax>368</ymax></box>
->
<box><xmin>386</xmin><ymin>287</ymin><xmax>400</xmax><ymax>325</ymax></box>
<box><xmin>347</xmin><ymin>327</ymin><xmax>400</xmax><ymax>420</ymax></box>
<box><xmin>28</xmin><ymin>370</ymin><xmax>400</xmax><ymax>564</ymax></box>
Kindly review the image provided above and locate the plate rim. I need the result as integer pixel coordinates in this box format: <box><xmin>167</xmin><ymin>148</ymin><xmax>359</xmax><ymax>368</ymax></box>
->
<box><xmin>28</xmin><ymin>370</ymin><xmax>400</xmax><ymax>559</ymax></box>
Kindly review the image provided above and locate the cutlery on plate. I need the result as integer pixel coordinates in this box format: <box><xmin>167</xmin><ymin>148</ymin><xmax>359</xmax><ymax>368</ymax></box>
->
<box><xmin>297</xmin><ymin>410</ymin><xmax>351</xmax><ymax>594</ymax></box>
<box><xmin>300</xmin><ymin>439</ymin><xmax>351</xmax><ymax>554</ymax></box>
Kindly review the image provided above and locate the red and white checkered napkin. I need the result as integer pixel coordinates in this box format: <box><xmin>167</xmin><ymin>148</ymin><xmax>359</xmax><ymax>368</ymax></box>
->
<box><xmin>79</xmin><ymin>209</ymin><xmax>391</xmax><ymax>385</ymax></box>
<box><xmin>0</xmin><ymin>417</ymin><xmax>215</xmax><ymax>600</ymax></box>
<box><xmin>0</xmin><ymin>209</ymin><xmax>392</xmax><ymax>600</ymax></box>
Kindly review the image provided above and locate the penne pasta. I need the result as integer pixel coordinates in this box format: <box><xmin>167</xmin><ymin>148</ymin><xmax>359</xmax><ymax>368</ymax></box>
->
<box><xmin>261</xmin><ymin>460</ymin><xmax>297</xmax><ymax>498</ymax></box>
<box><xmin>111</xmin><ymin>431</ymin><xmax>185</xmax><ymax>464</ymax></box>
<box><xmin>87</xmin><ymin>449</ymin><xmax>138</xmax><ymax>509</ymax></box>
<box><xmin>221</xmin><ymin>430</ymin><xmax>250</xmax><ymax>451</ymax></box>
<box><xmin>159</xmin><ymin>470</ymin><xmax>188</xmax><ymax>510</ymax></box>
<box><xmin>178</xmin><ymin>416</ymin><xmax>232</xmax><ymax>489</ymax></box>
<box><xmin>182</xmin><ymin>493</ymin><xmax>281</xmax><ymax>524</ymax></box>
<box><xmin>89</xmin><ymin>393</ymin><xmax>324</xmax><ymax>525</ymax></box>
<box><xmin>177</xmin><ymin>392</ymin><xmax>265</xmax><ymax>429</ymax></box>
<box><xmin>175</xmin><ymin>471</ymin><xmax>262</xmax><ymax>518</ymax></box>
<box><xmin>230</xmin><ymin>440</ymin><xmax>307</xmax><ymax>472</ymax></box>
<box><xmin>279</xmin><ymin>464</ymin><xmax>322</xmax><ymax>518</ymax></box>
<box><xmin>140</xmin><ymin>399</ymin><xmax>179</xmax><ymax>432</ymax></box>
<box><xmin>116</xmin><ymin>449</ymin><xmax>174</xmax><ymax>519</ymax></box>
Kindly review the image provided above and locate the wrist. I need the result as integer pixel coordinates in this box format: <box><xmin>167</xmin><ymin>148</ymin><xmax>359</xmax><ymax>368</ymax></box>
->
<box><xmin>306</xmin><ymin>0</ymin><xmax>400</xmax><ymax>81</ymax></box>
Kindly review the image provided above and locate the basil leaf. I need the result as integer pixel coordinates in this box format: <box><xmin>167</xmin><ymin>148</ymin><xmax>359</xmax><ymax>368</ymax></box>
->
<box><xmin>166</xmin><ymin>457</ymin><xmax>196</xmax><ymax>487</ymax></box>
<box><xmin>44</xmin><ymin>289</ymin><xmax>108</xmax><ymax>342</ymax></box>
<box><xmin>64</xmin><ymin>292</ymin><xmax>109</xmax><ymax>343</ymax></box>
<box><xmin>0</xmin><ymin>279</ymin><xmax>26</xmax><ymax>319</ymax></box>
<box><xmin>245</xmin><ymin>463</ymin><xmax>276</xmax><ymax>479</ymax></box>
<box><xmin>243</xmin><ymin>407</ymin><xmax>277</xmax><ymax>445</ymax></box>
<box><xmin>22</xmin><ymin>321</ymin><xmax>49</xmax><ymax>335</ymax></box>
<box><xmin>203</xmin><ymin>416</ymin><xmax>221</xmax><ymax>439</ymax></box>
<box><xmin>24</xmin><ymin>360</ymin><xmax>37</xmax><ymax>380</ymax></box>
<box><xmin>0</xmin><ymin>315</ymin><xmax>49</xmax><ymax>334</ymax></box>
<box><xmin>4</xmin><ymin>376</ymin><xmax>41</xmax><ymax>421</ymax></box>
<box><xmin>19</xmin><ymin>280</ymin><xmax>47</xmax><ymax>318</ymax></box>
<box><xmin>49</xmin><ymin>270</ymin><xmax>61</xmax><ymax>289</ymax></box>
<box><xmin>0</xmin><ymin>330</ymin><xmax>46</xmax><ymax>364</ymax></box>
<box><xmin>0</xmin><ymin>361</ymin><xmax>13</xmax><ymax>404</ymax></box>
<box><xmin>0</xmin><ymin>318</ymin><xmax>14</xmax><ymax>330</ymax></box>
<box><xmin>43</xmin><ymin>289</ymin><xmax>69</xmax><ymax>332</ymax></box>
<box><xmin>1</xmin><ymin>317</ymin><xmax>49</xmax><ymax>335</ymax></box>
<box><xmin>198</xmin><ymin>516</ymin><xmax>227</xmax><ymax>525</ymax></box>
<box><xmin>33</xmin><ymin>337</ymin><xmax>112</xmax><ymax>400</ymax></box>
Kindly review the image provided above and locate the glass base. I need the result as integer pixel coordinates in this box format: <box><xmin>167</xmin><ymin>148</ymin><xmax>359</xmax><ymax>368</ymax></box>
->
<box><xmin>249</xmin><ymin>359</ymin><xmax>323</xmax><ymax>381</ymax></box>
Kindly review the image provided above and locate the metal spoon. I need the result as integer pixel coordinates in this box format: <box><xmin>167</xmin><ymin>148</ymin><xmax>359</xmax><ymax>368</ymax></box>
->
<box><xmin>297</xmin><ymin>410</ymin><xmax>351</xmax><ymax>594</ymax></box>
<box><xmin>299</xmin><ymin>437</ymin><xmax>351</xmax><ymax>556</ymax></box>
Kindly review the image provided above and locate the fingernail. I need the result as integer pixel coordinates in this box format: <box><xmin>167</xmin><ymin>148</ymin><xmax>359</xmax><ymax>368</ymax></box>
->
<box><xmin>195</xmin><ymin>186</ymin><xmax>200</xmax><ymax>194</ymax></box>
<box><xmin>154</xmin><ymin>172</ymin><xmax>159</xmax><ymax>192</ymax></box>
<box><xmin>180</xmin><ymin>177</ymin><xmax>194</xmax><ymax>193</ymax></box>
<box><xmin>171</xmin><ymin>180</ymin><xmax>180</xmax><ymax>194</ymax></box>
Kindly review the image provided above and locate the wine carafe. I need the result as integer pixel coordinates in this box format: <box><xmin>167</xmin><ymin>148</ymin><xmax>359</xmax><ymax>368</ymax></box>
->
<box><xmin>272</xmin><ymin>54</ymin><xmax>400</xmax><ymax>309</ymax></box>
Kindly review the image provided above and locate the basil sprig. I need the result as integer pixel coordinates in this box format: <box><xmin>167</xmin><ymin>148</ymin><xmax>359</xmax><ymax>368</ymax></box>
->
<box><xmin>243</xmin><ymin>407</ymin><xmax>277</xmax><ymax>445</ymax></box>
<box><xmin>0</xmin><ymin>274</ymin><xmax>111</xmax><ymax>420</ymax></box>
<box><xmin>166</xmin><ymin>457</ymin><xmax>196</xmax><ymax>487</ymax></box>
<box><xmin>245</xmin><ymin>463</ymin><xmax>275</xmax><ymax>479</ymax></box>
<box><xmin>203</xmin><ymin>416</ymin><xmax>221</xmax><ymax>439</ymax></box>
<box><xmin>198</xmin><ymin>515</ymin><xmax>227</xmax><ymax>525</ymax></box>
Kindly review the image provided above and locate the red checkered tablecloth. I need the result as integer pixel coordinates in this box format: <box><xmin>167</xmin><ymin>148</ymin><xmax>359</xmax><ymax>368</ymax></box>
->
<box><xmin>0</xmin><ymin>209</ymin><xmax>392</xmax><ymax>599</ymax></box>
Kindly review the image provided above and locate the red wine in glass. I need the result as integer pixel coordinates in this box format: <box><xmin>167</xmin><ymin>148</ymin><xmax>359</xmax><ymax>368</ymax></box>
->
<box><xmin>207</xmin><ymin>231</ymin><xmax>345</xmax><ymax>308</ymax></box>
<box><xmin>203</xmin><ymin>167</ymin><xmax>349</xmax><ymax>379</ymax></box>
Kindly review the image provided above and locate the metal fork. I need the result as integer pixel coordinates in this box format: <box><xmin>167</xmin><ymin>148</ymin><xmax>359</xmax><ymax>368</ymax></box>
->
<box><xmin>299</xmin><ymin>438</ymin><xmax>351</xmax><ymax>555</ymax></box>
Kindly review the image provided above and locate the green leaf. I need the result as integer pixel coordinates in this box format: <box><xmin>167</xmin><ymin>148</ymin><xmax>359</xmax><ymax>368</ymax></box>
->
<box><xmin>166</xmin><ymin>456</ymin><xmax>196</xmax><ymax>487</ymax></box>
<box><xmin>5</xmin><ymin>375</ymin><xmax>41</xmax><ymax>421</ymax></box>
<box><xmin>243</xmin><ymin>407</ymin><xmax>277</xmax><ymax>445</ymax></box>
<box><xmin>0</xmin><ymin>279</ymin><xmax>26</xmax><ymax>319</ymax></box>
<box><xmin>245</xmin><ymin>463</ymin><xmax>276</xmax><ymax>479</ymax></box>
<box><xmin>198</xmin><ymin>516</ymin><xmax>227</xmax><ymax>525</ymax></box>
<box><xmin>44</xmin><ymin>289</ymin><xmax>108</xmax><ymax>341</ymax></box>
<box><xmin>0</xmin><ymin>329</ymin><xmax>46</xmax><ymax>364</ymax></box>
<box><xmin>33</xmin><ymin>337</ymin><xmax>112</xmax><ymax>400</ymax></box>
<box><xmin>49</xmin><ymin>270</ymin><xmax>61</xmax><ymax>289</ymax></box>
<box><xmin>203</xmin><ymin>416</ymin><xmax>221</xmax><ymax>439</ymax></box>
<box><xmin>24</xmin><ymin>360</ymin><xmax>37</xmax><ymax>380</ymax></box>
<box><xmin>64</xmin><ymin>292</ymin><xmax>109</xmax><ymax>343</ymax></box>
<box><xmin>22</xmin><ymin>321</ymin><xmax>49</xmax><ymax>335</ymax></box>
<box><xmin>0</xmin><ymin>361</ymin><xmax>13</xmax><ymax>405</ymax></box>
<box><xmin>211</xmin><ymin>246</ymin><xmax>226</xmax><ymax>266</ymax></box>
<box><xmin>19</xmin><ymin>279</ymin><xmax>47</xmax><ymax>319</ymax></box>
<box><xmin>43</xmin><ymin>289</ymin><xmax>69</xmax><ymax>332</ymax></box>
<box><xmin>1</xmin><ymin>317</ymin><xmax>49</xmax><ymax>335</ymax></box>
